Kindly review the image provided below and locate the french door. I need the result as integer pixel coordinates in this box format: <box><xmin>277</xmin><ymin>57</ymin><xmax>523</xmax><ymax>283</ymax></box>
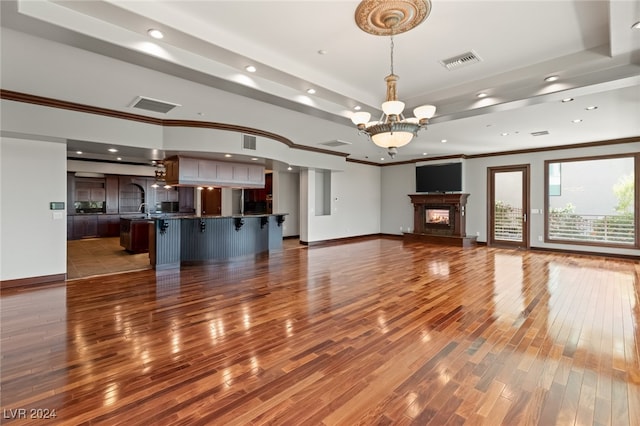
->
<box><xmin>488</xmin><ymin>165</ymin><xmax>530</xmax><ymax>248</ymax></box>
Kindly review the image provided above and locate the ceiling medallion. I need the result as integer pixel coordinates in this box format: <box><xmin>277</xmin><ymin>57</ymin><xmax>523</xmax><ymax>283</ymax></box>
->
<box><xmin>355</xmin><ymin>0</ymin><xmax>432</xmax><ymax>36</ymax></box>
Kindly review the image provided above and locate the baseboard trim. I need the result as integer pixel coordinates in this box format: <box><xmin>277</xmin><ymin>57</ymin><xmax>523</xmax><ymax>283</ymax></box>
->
<box><xmin>1</xmin><ymin>273</ymin><xmax>66</xmax><ymax>290</ymax></box>
<box><xmin>530</xmin><ymin>246</ymin><xmax>640</xmax><ymax>261</ymax></box>
<box><xmin>300</xmin><ymin>233</ymin><xmax>395</xmax><ymax>247</ymax></box>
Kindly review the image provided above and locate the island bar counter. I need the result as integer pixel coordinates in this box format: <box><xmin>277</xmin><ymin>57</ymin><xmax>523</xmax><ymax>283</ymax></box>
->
<box><xmin>149</xmin><ymin>214</ymin><xmax>287</xmax><ymax>270</ymax></box>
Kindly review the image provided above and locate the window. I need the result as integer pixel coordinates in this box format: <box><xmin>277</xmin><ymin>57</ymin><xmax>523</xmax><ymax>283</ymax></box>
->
<box><xmin>545</xmin><ymin>154</ymin><xmax>638</xmax><ymax>247</ymax></box>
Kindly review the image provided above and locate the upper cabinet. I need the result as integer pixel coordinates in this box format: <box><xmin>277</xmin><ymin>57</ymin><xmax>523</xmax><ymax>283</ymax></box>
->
<box><xmin>164</xmin><ymin>156</ymin><xmax>265</xmax><ymax>188</ymax></box>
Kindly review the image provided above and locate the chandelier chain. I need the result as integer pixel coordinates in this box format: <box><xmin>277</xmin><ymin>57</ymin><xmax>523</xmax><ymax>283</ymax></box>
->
<box><xmin>389</xmin><ymin>35</ymin><xmax>395</xmax><ymax>75</ymax></box>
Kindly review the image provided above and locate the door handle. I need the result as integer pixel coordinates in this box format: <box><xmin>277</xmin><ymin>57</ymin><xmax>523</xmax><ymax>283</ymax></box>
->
<box><xmin>523</xmin><ymin>213</ymin><xmax>527</xmax><ymax>222</ymax></box>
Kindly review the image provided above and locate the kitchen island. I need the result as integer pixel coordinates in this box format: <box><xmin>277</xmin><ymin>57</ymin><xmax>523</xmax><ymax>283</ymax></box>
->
<box><xmin>149</xmin><ymin>213</ymin><xmax>287</xmax><ymax>270</ymax></box>
<box><xmin>119</xmin><ymin>217</ymin><xmax>152</xmax><ymax>253</ymax></box>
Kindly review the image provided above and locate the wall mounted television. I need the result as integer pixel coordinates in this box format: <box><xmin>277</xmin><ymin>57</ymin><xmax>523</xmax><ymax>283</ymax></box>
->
<box><xmin>415</xmin><ymin>162</ymin><xmax>462</xmax><ymax>193</ymax></box>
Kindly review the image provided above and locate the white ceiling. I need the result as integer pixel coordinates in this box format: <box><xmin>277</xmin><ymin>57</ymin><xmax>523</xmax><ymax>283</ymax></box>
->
<box><xmin>1</xmin><ymin>0</ymin><xmax>639</xmax><ymax>165</ymax></box>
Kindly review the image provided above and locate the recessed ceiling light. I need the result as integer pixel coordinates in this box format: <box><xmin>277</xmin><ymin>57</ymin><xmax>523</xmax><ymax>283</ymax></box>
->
<box><xmin>544</xmin><ymin>75</ymin><xmax>559</xmax><ymax>82</ymax></box>
<box><xmin>147</xmin><ymin>29</ymin><xmax>164</xmax><ymax>39</ymax></box>
<box><xmin>632</xmin><ymin>21</ymin><xmax>640</xmax><ymax>29</ymax></box>
<box><xmin>562</xmin><ymin>98</ymin><xmax>574</xmax><ymax>103</ymax></box>
<box><xmin>585</xmin><ymin>106</ymin><xmax>598</xmax><ymax>110</ymax></box>
<box><xmin>354</xmin><ymin>105</ymin><xmax>361</xmax><ymax>111</ymax></box>
<box><xmin>476</xmin><ymin>92</ymin><xmax>488</xmax><ymax>98</ymax></box>
<box><xmin>287</xmin><ymin>166</ymin><xmax>292</xmax><ymax>171</ymax></box>
<box><xmin>76</xmin><ymin>151</ymin><xmax>82</xmax><ymax>155</ymax></box>
<box><xmin>245</xmin><ymin>65</ymin><xmax>257</xmax><ymax>73</ymax></box>
<box><xmin>422</xmin><ymin>152</ymin><xmax>428</xmax><ymax>156</ymax></box>
<box><xmin>380</xmin><ymin>157</ymin><xmax>385</xmax><ymax>161</ymax></box>
<box><xmin>224</xmin><ymin>154</ymin><xmax>232</xmax><ymax>157</ymax></box>
<box><xmin>306</xmin><ymin>88</ymin><xmax>316</xmax><ymax>95</ymax></box>
<box><xmin>251</xmin><ymin>157</ymin><xmax>258</xmax><ymax>161</ymax></box>
<box><xmin>501</xmin><ymin>132</ymin><xmax>509</xmax><ymax>136</ymax></box>
<box><xmin>108</xmin><ymin>148</ymin><xmax>118</xmax><ymax>153</ymax></box>
<box><xmin>572</xmin><ymin>119</ymin><xmax>582</xmax><ymax>123</ymax></box>
<box><xmin>441</xmin><ymin>139</ymin><xmax>447</xmax><ymax>143</ymax></box>
<box><xmin>318</xmin><ymin>49</ymin><xmax>327</xmax><ymax>55</ymax></box>
<box><xmin>117</xmin><ymin>157</ymin><xmax>122</xmax><ymax>161</ymax></box>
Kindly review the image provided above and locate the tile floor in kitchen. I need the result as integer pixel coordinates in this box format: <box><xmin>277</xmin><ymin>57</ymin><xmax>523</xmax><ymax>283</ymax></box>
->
<box><xmin>66</xmin><ymin>237</ymin><xmax>151</xmax><ymax>280</ymax></box>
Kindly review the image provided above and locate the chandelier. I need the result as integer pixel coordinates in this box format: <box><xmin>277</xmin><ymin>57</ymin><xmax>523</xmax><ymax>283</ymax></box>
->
<box><xmin>151</xmin><ymin>164</ymin><xmax>171</xmax><ymax>189</ymax></box>
<box><xmin>351</xmin><ymin>0</ymin><xmax>436</xmax><ymax>158</ymax></box>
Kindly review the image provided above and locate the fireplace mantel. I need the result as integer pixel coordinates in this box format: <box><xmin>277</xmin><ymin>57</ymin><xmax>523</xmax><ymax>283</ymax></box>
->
<box><xmin>406</xmin><ymin>193</ymin><xmax>476</xmax><ymax>247</ymax></box>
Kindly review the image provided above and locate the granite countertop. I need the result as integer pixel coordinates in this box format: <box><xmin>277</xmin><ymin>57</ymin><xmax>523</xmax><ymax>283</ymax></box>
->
<box><xmin>160</xmin><ymin>213</ymin><xmax>288</xmax><ymax>220</ymax></box>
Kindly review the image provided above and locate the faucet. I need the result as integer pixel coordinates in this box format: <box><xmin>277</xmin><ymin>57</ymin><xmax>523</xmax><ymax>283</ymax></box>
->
<box><xmin>138</xmin><ymin>203</ymin><xmax>151</xmax><ymax>218</ymax></box>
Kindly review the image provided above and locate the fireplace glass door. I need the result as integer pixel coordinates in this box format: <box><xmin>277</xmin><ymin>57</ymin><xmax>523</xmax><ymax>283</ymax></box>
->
<box><xmin>426</xmin><ymin>209</ymin><xmax>450</xmax><ymax>225</ymax></box>
<box><xmin>488</xmin><ymin>165</ymin><xmax>530</xmax><ymax>248</ymax></box>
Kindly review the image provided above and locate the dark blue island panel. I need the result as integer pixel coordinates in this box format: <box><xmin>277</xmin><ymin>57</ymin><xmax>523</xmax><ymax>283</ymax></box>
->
<box><xmin>149</xmin><ymin>214</ymin><xmax>287</xmax><ymax>270</ymax></box>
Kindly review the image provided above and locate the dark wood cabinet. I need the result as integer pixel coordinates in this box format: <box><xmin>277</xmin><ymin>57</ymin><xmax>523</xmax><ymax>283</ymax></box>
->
<box><xmin>120</xmin><ymin>219</ymin><xmax>150</xmax><ymax>253</ymax></box>
<box><xmin>105</xmin><ymin>175</ymin><xmax>119</xmax><ymax>213</ymax></box>
<box><xmin>67</xmin><ymin>216</ymin><xmax>74</xmax><ymax>240</ymax></box>
<box><xmin>98</xmin><ymin>214</ymin><xmax>120</xmax><ymax>238</ymax></box>
<box><xmin>72</xmin><ymin>215</ymin><xmax>98</xmax><ymax>239</ymax></box>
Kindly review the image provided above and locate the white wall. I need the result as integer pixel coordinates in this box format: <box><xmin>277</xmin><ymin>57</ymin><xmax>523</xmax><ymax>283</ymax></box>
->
<box><xmin>381</xmin><ymin>141</ymin><xmax>640</xmax><ymax>257</ymax></box>
<box><xmin>273</xmin><ymin>171</ymin><xmax>300</xmax><ymax>237</ymax></box>
<box><xmin>1</xmin><ymin>138</ymin><xmax>67</xmax><ymax>281</ymax></box>
<box><xmin>465</xmin><ymin>141</ymin><xmax>640</xmax><ymax>256</ymax></box>
<box><xmin>380</xmin><ymin>164</ymin><xmax>416</xmax><ymax>234</ymax></box>
<box><xmin>302</xmin><ymin>162</ymin><xmax>381</xmax><ymax>243</ymax></box>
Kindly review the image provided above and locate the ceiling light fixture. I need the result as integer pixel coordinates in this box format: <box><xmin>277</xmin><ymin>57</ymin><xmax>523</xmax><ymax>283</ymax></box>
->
<box><xmin>152</xmin><ymin>164</ymin><xmax>169</xmax><ymax>188</ymax></box>
<box><xmin>632</xmin><ymin>21</ymin><xmax>640</xmax><ymax>29</ymax></box>
<box><xmin>147</xmin><ymin>29</ymin><xmax>164</xmax><ymax>39</ymax></box>
<box><xmin>354</xmin><ymin>105</ymin><xmax>362</xmax><ymax>111</ymax></box>
<box><xmin>245</xmin><ymin>65</ymin><xmax>257</xmax><ymax>73</ymax></box>
<box><xmin>572</xmin><ymin>119</ymin><xmax>582</xmax><ymax>123</ymax></box>
<box><xmin>544</xmin><ymin>75</ymin><xmax>559</xmax><ymax>82</ymax></box>
<box><xmin>306</xmin><ymin>88</ymin><xmax>316</xmax><ymax>94</ymax></box>
<box><xmin>586</xmin><ymin>106</ymin><xmax>598</xmax><ymax>110</ymax></box>
<box><xmin>562</xmin><ymin>98</ymin><xmax>574</xmax><ymax>103</ymax></box>
<box><xmin>350</xmin><ymin>0</ymin><xmax>436</xmax><ymax>159</ymax></box>
<box><xmin>476</xmin><ymin>92</ymin><xmax>488</xmax><ymax>98</ymax></box>
<box><xmin>108</xmin><ymin>148</ymin><xmax>118</xmax><ymax>153</ymax></box>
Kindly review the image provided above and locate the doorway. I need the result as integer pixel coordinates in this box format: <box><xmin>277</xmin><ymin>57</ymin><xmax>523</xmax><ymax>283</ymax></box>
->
<box><xmin>201</xmin><ymin>187</ymin><xmax>222</xmax><ymax>215</ymax></box>
<box><xmin>488</xmin><ymin>165</ymin><xmax>530</xmax><ymax>248</ymax></box>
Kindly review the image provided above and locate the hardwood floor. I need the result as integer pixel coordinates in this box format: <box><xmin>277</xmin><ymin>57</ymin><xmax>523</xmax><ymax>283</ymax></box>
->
<box><xmin>2</xmin><ymin>238</ymin><xmax>639</xmax><ymax>425</ymax></box>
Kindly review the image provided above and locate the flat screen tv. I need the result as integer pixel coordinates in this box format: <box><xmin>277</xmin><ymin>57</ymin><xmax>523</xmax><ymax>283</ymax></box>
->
<box><xmin>416</xmin><ymin>162</ymin><xmax>462</xmax><ymax>193</ymax></box>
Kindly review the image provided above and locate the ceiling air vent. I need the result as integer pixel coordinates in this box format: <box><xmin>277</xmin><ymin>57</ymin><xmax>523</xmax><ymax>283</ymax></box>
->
<box><xmin>129</xmin><ymin>96</ymin><xmax>181</xmax><ymax>113</ymax></box>
<box><xmin>531</xmin><ymin>130</ymin><xmax>549</xmax><ymax>136</ymax></box>
<box><xmin>242</xmin><ymin>134</ymin><xmax>257</xmax><ymax>150</ymax></box>
<box><xmin>440</xmin><ymin>51</ymin><xmax>482</xmax><ymax>71</ymax></box>
<box><xmin>318</xmin><ymin>140</ymin><xmax>352</xmax><ymax>147</ymax></box>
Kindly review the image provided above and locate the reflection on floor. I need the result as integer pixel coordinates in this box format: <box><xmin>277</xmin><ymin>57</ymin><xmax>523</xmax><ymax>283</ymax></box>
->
<box><xmin>67</xmin><ymin>237</ymin><xmax>151</xmax><ymax>280</ymax></box>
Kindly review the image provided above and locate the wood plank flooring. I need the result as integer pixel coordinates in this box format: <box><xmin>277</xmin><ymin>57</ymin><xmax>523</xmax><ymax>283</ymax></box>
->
<box><xmin>1</xmin><ymin>238</ymin><xmax>639</xmax><ymax>425</ymax></box>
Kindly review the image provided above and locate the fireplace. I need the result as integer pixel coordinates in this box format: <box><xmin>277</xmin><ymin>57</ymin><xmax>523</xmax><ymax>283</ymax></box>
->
<box><xmin>405</xmin><ymin>193</ymin><xmax>476</xmax><ymax>247</ymax></box>
<box><xmin>425</xmin><ymin>207</ymin><xmax>453</xmax><ymax>227</ymax></box>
